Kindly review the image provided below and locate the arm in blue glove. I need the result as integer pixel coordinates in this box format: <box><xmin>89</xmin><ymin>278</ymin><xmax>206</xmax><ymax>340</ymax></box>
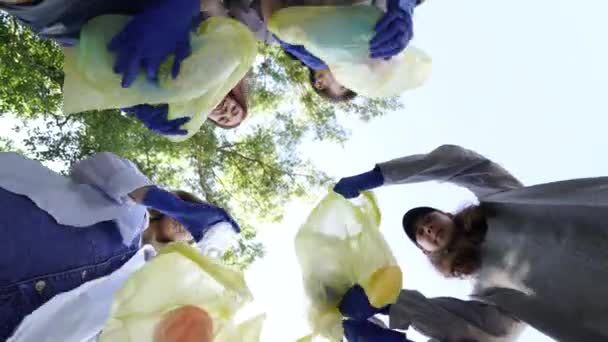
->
<box><xmin>333</xmin><ymin>166</ymin><xmax>385</xmax><ymax>199</ymax></box>
<box><xmin>140</xmin><ymin>186</ymin><xmax>240</xmax><ymax>242</ymax></box>
<box><xmin>339</xmin><ymin>284</ymin><xmax>391</xmax><ymax>321</ymax></box>
<box><xmin>343</xmin><ymin>319</ymin><xmax>412</xmax><ymax>342</ymax></box>
<box><xmin>123</xmin><ymin>104</ymin><xmax>190</xmax><ymax>136</ymax></box>
<box><xmin>370</xmin><ymin>0</ymin><xmax>417</xmax><ymax>59</ymax></box>
<box><xmin>276</xmin><ymin>37</ymin><xmax>328</xmax><ymax>70</ymax></box>
<box><xmin>108</xmin><ymin>0</ymin><xmax>202</xmax><ymax>87</ymax></box>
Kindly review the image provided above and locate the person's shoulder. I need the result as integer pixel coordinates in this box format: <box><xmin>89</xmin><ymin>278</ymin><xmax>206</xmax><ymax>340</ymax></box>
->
<box><xmin>430</xmin><ymin>144</ymin><xmax>475</xmax><ymax>157</ymax></box>
<box><xmin>0</xmin><ymin>151</ymin><xmax>30</xmax><ymax>159</ymax></box>
<box><xmin>0</xmin><ymin>152</ymin><xmax>42</xmax><ymax>168</ymax></box>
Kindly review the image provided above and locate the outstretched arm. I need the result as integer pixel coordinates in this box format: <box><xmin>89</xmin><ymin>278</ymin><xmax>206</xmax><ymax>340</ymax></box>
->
<box><xmin>70</xmin><ymin>152</ymin><xmax>240</xmax><ymax>242</ymax></box>
<box><xmin>389</xmin><ymin>290</ymin><xmax>524</xmax><ymax>342</ymax></box>
<box><xmin>136</xmin><ymin>186</ymin><xmax>240</xmax><ymax>242</ymax></box>
<box><xmin>377</xmin><ymin>144</ymin><xmax>523</xmax><ymax>198</ymax></box>
<box><xmin>334</xmin><ymin>145</ymin><xmax>522</xmax><ymax>199</ymax></box>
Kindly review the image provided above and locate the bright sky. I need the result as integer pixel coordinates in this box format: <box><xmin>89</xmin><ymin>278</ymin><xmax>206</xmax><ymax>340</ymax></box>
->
<box><xmin>245</xmin><ymin>0</ymin><xmax>608</xmax><ymax>341</ymax></box>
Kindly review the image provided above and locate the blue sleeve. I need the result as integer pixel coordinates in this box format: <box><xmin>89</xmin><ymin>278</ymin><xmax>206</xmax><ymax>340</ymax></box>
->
<box><xmin>69</xmin><ymin>152</ymin><xmax>153</xmax><ymax>204</ymax></box>
<box><xmin>277</xmin><ymin>38</ymin><xmax>328</xmax><ymax>70</ymax></box>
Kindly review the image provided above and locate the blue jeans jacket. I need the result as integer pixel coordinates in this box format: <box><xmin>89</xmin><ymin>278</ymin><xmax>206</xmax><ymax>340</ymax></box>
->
<box><xmin>0</xmin><ymin>187</ymin><xmax>140</xmax><ymax>339</ymax></box>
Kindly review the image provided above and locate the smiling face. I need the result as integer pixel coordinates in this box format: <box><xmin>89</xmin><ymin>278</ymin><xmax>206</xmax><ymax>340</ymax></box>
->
<box><xmin>413</xmin><ymin>211</ymin><xmax>457</xmax><ymax>253</ymax></box>
<box><xmin>207</xmin><ymin>78</ymin><xmax>249</xmax><ymax>129</ymax></box>
<box><xmin>208</xmin><ymin>94</ymin><xmax>246</xmax><ymax>127</ymax></box>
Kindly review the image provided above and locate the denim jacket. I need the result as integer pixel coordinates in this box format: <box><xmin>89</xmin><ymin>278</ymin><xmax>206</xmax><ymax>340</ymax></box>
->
<box><xmin>0</xmin><ymin>152</ymin><xmax>151</xmax><ymax>339</ymax></box>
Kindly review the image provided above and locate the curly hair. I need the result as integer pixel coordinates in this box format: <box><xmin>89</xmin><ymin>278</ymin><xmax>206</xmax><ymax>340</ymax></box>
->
<box><xmin>426</xmin><ymin>205</ymin><xmax>489</xmax><ymax>278</ymax></box>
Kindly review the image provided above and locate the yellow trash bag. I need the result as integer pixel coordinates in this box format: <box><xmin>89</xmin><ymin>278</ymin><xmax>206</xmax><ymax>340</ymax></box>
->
<box><xmin>294</xmin><ymin>191</ymin><xmax>403</xmax><ymax>341</ymax></box>
<box><xmin>63</xmin><ymin>15</ymin><xmax>257</xmax><ymax>142</ymax></box>
<box><xmin>99</xmin><ymin>242</ymin><xmax>264</xmax><ymax>342</ymax></box>
<box><xmin>269</xmin><ymin>5</ymin><xmax>431</xmax><ymax>98</ymax></box>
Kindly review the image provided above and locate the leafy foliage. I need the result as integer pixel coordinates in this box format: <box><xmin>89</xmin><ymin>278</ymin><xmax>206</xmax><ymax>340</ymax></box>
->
<box><xmin>0</xmin><ymin>14</ymin><xmax>63</xmax><ymax>117</ymax></box>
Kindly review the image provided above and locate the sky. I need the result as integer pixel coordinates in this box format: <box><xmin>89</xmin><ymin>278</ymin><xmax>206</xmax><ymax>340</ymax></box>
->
<box><xmin>244</xmin><ymin>0</ymin><xmax>608</xmax><ymax>341</ymax></box>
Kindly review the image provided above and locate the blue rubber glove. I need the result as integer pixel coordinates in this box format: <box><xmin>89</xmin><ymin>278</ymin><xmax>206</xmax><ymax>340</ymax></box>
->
<box><xmin>333</xmin><ymin>167</ymin><xmax>385</xmax><ymax>199</ymax></box>
<box><xmin>108</xmin><ymin>0</ymin><xmax>202</xmax><ymax>87</ymax></box>
<box><xmin>340</xmin><ymin>284</ymin><xmax>391</xmax><ymax>321</ymax></box>
<box><xmin>142</xmin><ymin>186</ymin><xmax>241</xmax><ymax>241</ymax></box>
<box><xmin>370</xmin><ymin>0</ymin><xmax>416</xmax><ymax>59</ymax></box>
<box><xmin>123</xmin><ymin>104</ymin><xmax>190</xmax><ymax>136</ymax></box>
<box><xmin>343</xmin><ymin>319</ymin><xmax>410</xmax><ymax>342</ymax></box>
<box><xmin>276</xmin><ymin>37</ymin><xmax>328</xmax><ymax>70</ymax></box>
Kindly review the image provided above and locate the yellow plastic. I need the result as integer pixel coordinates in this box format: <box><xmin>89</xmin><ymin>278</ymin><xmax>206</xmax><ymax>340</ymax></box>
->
<box><xmin>363</xmin><ymin>265</ymin><xmax>403</xmax><ymax>308</ymax></box>
<box><xmin>213</xmin><ymin>313</ymin><xmax>266</xmax><ymax>341</ymax></box>
<box><xmin>296</xmin><ymin>335</ymin><xmax>314</xmax><ymax>342</ymax></box>
<box><xmin>269</xmin><ymin>5</ymin><xmax>432</xmax><ymax>98</ymax></box>
<box><xmin>294</xmin><ymin>191</ymin><xmax>403</xmax><ymax>341</ymax></box>
<box><xmin>99</xmin><ymin>242</ymin><xmax>263</xmax><ymax>342</ymax></box>
<box><xmin>63</xmin><ymin>15</ymin><xmax>257</xmax><ymax>141</ymax></box>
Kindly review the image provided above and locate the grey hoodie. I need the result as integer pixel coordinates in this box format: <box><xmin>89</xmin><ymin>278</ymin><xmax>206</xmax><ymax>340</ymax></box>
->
<box><xmin>377</xmin><ymin>145</ymin><xmax>608</xmax><ymax>342</ymax></box>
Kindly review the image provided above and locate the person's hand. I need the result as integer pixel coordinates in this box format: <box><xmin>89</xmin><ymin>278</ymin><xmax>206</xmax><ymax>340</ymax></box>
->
<box><xmin>123</xmin><ymin>104</ymin><xmax>190</xmax><ymax>136</ymax></box>
<box><xmin>108</xmin><ymin>0</ymin><xmax>202</xmax><ymax>87</ymax></box>
<box><xmin>339</xmin><ymin>284</ymin><xmax>390</xmax><ymax>321</ymax></box>
<box><xmin>333</xmin><ymin>168</ymin><xmax>385</xmax><ymax>199</ymax></box>
<box><xmin>343</xmin><ymin>319</ymin><xmax>410</xmax><ymax>342</ymax></box>
<box><xmin>370</xmin><ymin>0</ymin><xmax>415</xmax><ymax>59</ymax></box>
<box><xmin>154</xmin><ymin>306</ymin><xmax>213</xmax><ymax>342</ymax></box>
<box><xmin>142</xmin><ymin>186</ymin><xmax>241</xmax><ymax>241</ymax></box>
<box><xmin>276</xmin><ymin>37</ymin><xmax>328</xmax><ymax>70</ymax></box>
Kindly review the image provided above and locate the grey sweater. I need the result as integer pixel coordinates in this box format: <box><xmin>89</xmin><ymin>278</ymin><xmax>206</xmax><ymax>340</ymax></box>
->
<box><xmin>377</xmin><ymin>145</ymin><xmax>608</xmax><ymax>342</ymax></box>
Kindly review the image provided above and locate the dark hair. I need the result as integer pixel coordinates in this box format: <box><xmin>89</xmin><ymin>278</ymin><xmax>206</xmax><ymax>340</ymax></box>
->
<box><xmin>307</xmin><ymin>68</ymin><xmax>358</xmax><ymax>102</ymax></box>
<box><xmin>403</xmin><ymin>205</ymin><xmax>488</xmax><ymax>278</ymax></box>
<box><xmin>282</xmin><ymin>49</ymin><xmax>357</xmax><ymax>102</ymax></box>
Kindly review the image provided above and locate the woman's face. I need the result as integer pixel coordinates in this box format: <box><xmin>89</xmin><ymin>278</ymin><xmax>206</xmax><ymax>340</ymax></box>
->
<box><xmin>208</xmin><ymin>78</ymin><xmax>248</xmax><ymax>128</ymax></box>
<box><xmin>208</xmin><ymin>94</ymin><xmax>245</xmax><ymax>127</ymax></box>
<box><xmin>313</xmin><ymin>69</ymin><xmax>350</xmax><ymax>98</ymax></box>
<box><xmin>414</xmin><ymin>211</ymin><xmax>456</xmax><ymax>253</ymax></box>
<box><xmin>153</xmin><ymin>216</ymin><xmax>193</xmax><ymax>244</ymax></box>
